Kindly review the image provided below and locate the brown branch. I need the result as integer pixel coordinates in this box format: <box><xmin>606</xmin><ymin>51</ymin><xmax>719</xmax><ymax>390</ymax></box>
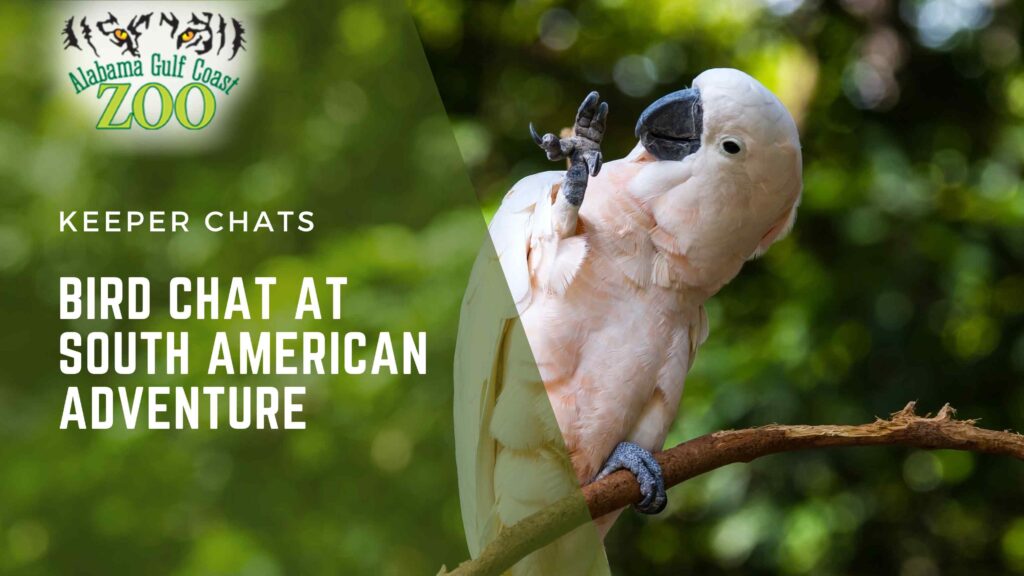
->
<box><xmin>441</xmin><ymin>402</ymin><xmax>1024</xmax><ymax>576</ymax></box>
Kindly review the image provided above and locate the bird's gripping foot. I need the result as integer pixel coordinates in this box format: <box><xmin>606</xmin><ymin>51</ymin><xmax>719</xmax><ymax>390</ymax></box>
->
<box><xmin>529</xmin><ymin>91</ymin><xmax>608</xmax><ymax>207</ymax></box>
<box><xmin>595</xmin><ymin>441</ymin><xmax>667</xmax><ymax>514</ymax></box>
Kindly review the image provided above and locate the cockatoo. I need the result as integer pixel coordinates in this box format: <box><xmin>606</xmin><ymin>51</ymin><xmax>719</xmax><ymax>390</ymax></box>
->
<box><xmin>455</xmin><ymin>68</ymin><xmax>802</xmax><ymax>575</ymax></box>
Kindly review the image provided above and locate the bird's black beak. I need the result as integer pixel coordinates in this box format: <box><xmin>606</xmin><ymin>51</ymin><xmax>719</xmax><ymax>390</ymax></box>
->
<box><xmin>635</xmin><ymin>88</ymin><xmax>703</xmax><ymax>161</ymax></box>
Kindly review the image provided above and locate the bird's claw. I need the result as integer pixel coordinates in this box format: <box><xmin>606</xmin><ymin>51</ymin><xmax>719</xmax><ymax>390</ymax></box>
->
<box><xmin>528</xmin><ymin>91</ymin><xmax>608</xmax><ymax>206</ymax></box>
<box><xmin>529</xmin><ymin>123</ymin><xmax>569</xmax><ymax>162</ymax></box>
<box><xmin>595</xmin><ymin>441</ymin><xmax>667</xmax><ymax>514</ymax></box>
<box><xmin>573</xmin><ymin>91</ymin><xmax>609</xmax><ymax>146</ymax></box>
<box><xmin>582</xmin><ymin>149</ymin><xmax>602</xmax><ymax>178</ymax></box>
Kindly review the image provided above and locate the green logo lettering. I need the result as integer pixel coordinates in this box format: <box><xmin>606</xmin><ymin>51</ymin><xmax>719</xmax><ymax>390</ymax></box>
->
<box><xmin>95</xmin><ymin>83</ymin><xmax>133</xmax><ymax>130</ymax></box>
<box><xmin>174</xmin><ymin>83</ymin><xmax>217</xmax><ymax>130</ymax></box>
<box><xmin>132</xmin><ymin>83</ymin><xmax>174</xmax><ymax>130</ymax></box>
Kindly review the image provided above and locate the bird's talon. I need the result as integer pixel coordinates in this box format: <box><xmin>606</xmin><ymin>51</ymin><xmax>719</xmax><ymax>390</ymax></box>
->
<box><xmin>596</xmin><ymin>441</ymin><xmax>667</xmax><ymax>515</ymax></box>
<box><xmin>574</xmin><ymin>93</ymin><xmax>607</xmax><ymax>144</ymax></box>
<box><xmin>575</xmin><ymin>91</ymin><xmax>600</xmax><ymax>127</ymax></box>
<box><xmin>529</xmin><ymin>122</ymin><xmax>543</xmax><ymax>146</ymax></box>
<box><xmin>529</xmin><ymin>122</ymin><xmax>568</xmax><ymax>161</ymax></box>
<box><xmin>584</xmin><ymin>151</ymin><xmax>602</xmax><ymax>177</ymax></box>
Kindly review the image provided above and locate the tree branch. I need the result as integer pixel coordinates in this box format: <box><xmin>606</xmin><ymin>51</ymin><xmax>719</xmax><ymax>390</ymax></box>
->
<box><xmin>440</xmin><ymin>402</ymin><xmax>1024</xmax><ymax>576</ymax></box>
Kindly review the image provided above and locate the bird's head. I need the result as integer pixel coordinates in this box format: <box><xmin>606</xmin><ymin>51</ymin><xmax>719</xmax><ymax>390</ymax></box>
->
<box><xmin>628</xmin><ymin>68</ymin><xmax>802</xmax><ymax>292</ymax></box>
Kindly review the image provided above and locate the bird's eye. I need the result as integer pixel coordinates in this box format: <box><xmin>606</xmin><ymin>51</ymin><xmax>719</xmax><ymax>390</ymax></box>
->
<box><xmin>181</xmin><ymin>30</ymin><xmax>195</xmax><ymax>42</ymax></box>
<box><xmin>114</xmin><ymin>29</ymin><xmax>128</xmax><ymax>41</ymax></box>
<box><xmin>722</xmin><ymin>139</ymin><xmax>742</xmax><ymax>155</ymax></box>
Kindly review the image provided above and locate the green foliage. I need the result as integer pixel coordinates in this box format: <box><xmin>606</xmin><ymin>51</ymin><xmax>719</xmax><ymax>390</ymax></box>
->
<box><xmin>0</xmin><ymin>0</ymin><xmax>479</xmax><ymax>574</ymax></box>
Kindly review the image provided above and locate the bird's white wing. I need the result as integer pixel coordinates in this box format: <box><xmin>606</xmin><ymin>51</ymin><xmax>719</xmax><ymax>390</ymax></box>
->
<box><xmin>490</xmin><ymin>171</ymin><xmax>591</xmax><ymax>314</ymax></box>
<box><xmin>488</xmin><ymin>171</ymin><xmax>563</xmax><ymax>313</ymax></box>
<box><xmin>454</xmin><ymin>171</ymin><xmax>606</xmax><ymax>574</ymax></box>
<box><xmin>454</xmin><ymin>170</ymin><xmax>561</xmax><ymax>553</ymax></box>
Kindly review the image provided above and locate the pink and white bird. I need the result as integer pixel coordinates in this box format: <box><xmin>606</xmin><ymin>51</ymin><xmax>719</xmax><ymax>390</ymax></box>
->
<box><xmin>455</xmin><ymin>68</ymin><xmax>803</xmax><ymax>575</ymax></box>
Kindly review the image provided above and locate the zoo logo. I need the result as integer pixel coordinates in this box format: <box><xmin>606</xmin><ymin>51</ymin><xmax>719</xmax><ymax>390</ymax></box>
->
<box><xmin>61</xmin><ymin>10</ymin><xmax>248</xmax><ymax>131</ymax></box>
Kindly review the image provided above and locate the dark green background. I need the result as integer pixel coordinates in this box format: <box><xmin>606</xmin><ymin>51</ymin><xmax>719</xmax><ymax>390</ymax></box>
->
<box><xmin>1</xmin><ymin>0</ymin><xmax>1023</xmax><ymax>574</ymax></box>
<box><xmin>1</xmin><ymin>0</ymin><xmax>480</xmax><ymax>574</ymax></box>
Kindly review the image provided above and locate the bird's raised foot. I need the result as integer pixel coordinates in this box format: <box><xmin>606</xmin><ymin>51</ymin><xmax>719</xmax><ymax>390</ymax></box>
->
<box><xmin>595</xmin><ymin>441</ymin><xmax>667</xmax><ymax>514</ymax></box>
<box><xmin>529</xmin><ymin>91</ymin><xmax>608</xmax><ymax>207</ymax></box>
<box><xmin>529</xmin><ymin>91</ymin><xmax>607</xmax><ymax>170</ymax></box>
